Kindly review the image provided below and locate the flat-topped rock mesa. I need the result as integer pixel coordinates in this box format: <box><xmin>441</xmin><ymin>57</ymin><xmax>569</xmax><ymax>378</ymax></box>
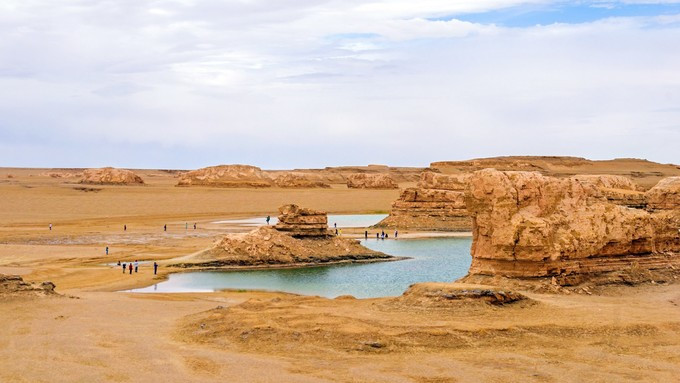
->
<box><xmin>346</xmin><ymin>173</ymin><xmax>399</xmax><ymax>189</ymax></box>
<box><xmin>174</xmin><ymin>204</ymin><xmax>394</xmax><ymax>268</ymax></box>
<box><xmin>1</xmin><ymin>274</ymin><xmax>57</xmax><ymax>299</ymax></box>
<box><xmin>177</xmin><ymin>165</ymin><xmax>272</xmax><ymax>188</ymax></box>
<box><xmin>80</xmin><ymin>167</ymin><xmax>145</xmax><ymax>185</ymax></box>
<box><xmin>271</xmin><ymin>172</ymin><xmax>331</xmax><ymax>188</ymax></box>
<box><xmin>431</xmin><ymin>156</ymin><xmax>680</xmax><ymax>190</ymax></box>
<box><xmin>264</xmin><ymin>164</ymin><xmax>425</xmax><ymax>185</ymax></box>
<box><xmin>572</xmin><ymin>174</ymin><xmax>646</xmax><ymax>208</ymax></box>
<box><xmin>646</xmin><ymin>177</ymin><xmax>680</xmax><ymax>210</ymax></box>
<box><xmin>375</xmin><ymin>172</ymin><xmax>471</xmax><ymax>231</ymax></box>
<box><xmin>275</xmin><ymin>204</ymin><xmax>332</xmax><ymax>237</ymax></box>
<box><xmin>460</xmin><ymin>169</ymin><xmax>680</xmax><ymax>287</ymax></box>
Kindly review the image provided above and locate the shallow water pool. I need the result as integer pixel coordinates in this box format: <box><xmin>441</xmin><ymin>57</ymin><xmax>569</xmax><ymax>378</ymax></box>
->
<box><xmin>129</xmin><ymin>237</ymin><xmax>472</xmax><ymax>298</ymax></box>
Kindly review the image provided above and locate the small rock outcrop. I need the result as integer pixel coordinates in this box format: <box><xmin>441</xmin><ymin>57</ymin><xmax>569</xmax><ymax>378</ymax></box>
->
<box><xmin>0</xmin><ymin>274</ymin><xmax>57</xmax><ymax>298</ymax></box>
<box><xmin>646</xmin><ymin>177</ymin><xmax>680</xmax><ymax>210</ymax></box>
<box><xmin>375</xmin><ymin>172</ymin><xmax>471</xmax><ymax>231</ymax></box>
<box><xmin>398</xmin><ymin>283</ymin><xmax>527</xmax><ymax>306</ymax></box>
<box><xmin>346</xmin><ymin>173</ymin><xmax>398</xmax><ymax>189</ymax></box>
<box><xmin>80</xmin><ymin>167</ymin><xmax>144</xmax><ymax>185</ymax></box>
<box><xmin>177</xmin><ymin>165</ymin><xmax>272</xmax><ymax>188</ymax></box>
<box><xmin>275</xmin><ymin>204</ymin><xmax>331</xmax><ymax>238</ymax></box>
<box><xmin>272</xmin><ymin>172</ymin><xmax>330</xmax><ymax>188</ymax></box>
<box><xmin>572</xmin><ymin>174</ymin><xmax>645</xmax><ymax>208</ymax></box>
<box><xmin>460</xmin><ymin>169</ymin><xmax>680</xmax><ymax>287</ymax></box>
<box><xmin>174</xmin><ymin>204</ymin><xmax>396</xmax><ymax>268</ymax></box>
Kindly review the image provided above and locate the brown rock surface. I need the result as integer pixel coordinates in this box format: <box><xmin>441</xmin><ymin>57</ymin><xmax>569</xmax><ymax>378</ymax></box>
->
<box><xmin>646</xmin><ymin>177</ymin><xmax>680</xmax><ymax>211</ymax></box>
<box><xmin>176</xmin><ymin>226</ymin><xmax>393</xmax><ymax>268</ymax></box>
<box><xmin>80</xmin><ymin>167</ymin><xmax>144</xmax><ymax>185</ymax></box>
<box><xmin>431</xmin><ymin>156</ymin><xmax>680</xmax><ymax>190</ymax></box>
<box><xmin>177</xmin><ymin>165</ymin><xmax>272</xmax><ymax>188</ymax></box>
<box><xmin>572</xmin><ymin>174</ymin><xmax>646</xmax><ymax>208</ymax></box>
<box><xmin>346</xmin><ymin>173</ymin><xmax>398</xmax><ymax>189</ymax></box>
<box><xmin>0</xmin><ymin>274</ymin><xmax>57</xmax><ymax>298</ymax></box>
<box><xmin>271</xmin><ymin>172</ymin><xmax>330</xmax><ymax>188</ymax></box>
<box><xmin>375</xmin><ymin>172</ymin><xmax>471</xmax><ymax>231</ymax></box>
<box><xmin>461</xmin><ymin>169</ymin><xmax>680</xmax><ymax>286</ymax></box>
<box><xmin>275</xmin><ymin>204</ymin><xmax>331</xmax><ymax>238</ymax></box>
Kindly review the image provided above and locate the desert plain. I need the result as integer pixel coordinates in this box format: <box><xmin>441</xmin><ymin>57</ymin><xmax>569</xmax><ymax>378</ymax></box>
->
<box><xmin>2</xmin><ymin>158</ymin><xmax>680</xmax><ymax>383</ymax></box>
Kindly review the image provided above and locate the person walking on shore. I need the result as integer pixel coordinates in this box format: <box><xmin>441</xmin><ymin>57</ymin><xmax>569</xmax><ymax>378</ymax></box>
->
<box><xmin>365</xmin><ymin>230</ymin><xmax>368</xmax><ymax>240</ymax></box>
<box><xmin>153</xmin><ymin>262</ymin><xmax>158</xmax><ymax>275</ymax></box>
<box><xmin>124</xmin><ymin>224</ymin><xmax>127</xmax><ymax>231</ymax></box>
<box><xmin>164</xmin><ymin>224</ymin><xmax>167</xmax><ymax>232</ymax></box>
<box><xmin>128</xmin><ymin>263</ymin><xmax>132</xmax><ymax>275</ymax></box>
<box><xmin>49</xmin><ymin>223</ymin><xmax>52</xmax><ymax>231</ymax></box>
<box><xmin>376</xmin><ymin>233</ymin><xmax>379</xmax><ymax>239</ymax></box>
<box><xmin>266</xmin><ymin>216</ymin><xmax>270</xmax><ymax>225</ymax></box>
<box><xmin>122</xmin><ymin>263</ymin><xmax>126</xmax><ymax>273</ymax></box>
<box><xmin>134</xmin><ymin>260</ymin><xmax>139</xmax><ymax>273</ymax></box>
<box><xmin>106</xmin><ymin>246</ymin><xmax>109</xmax><ymax>255</ymax></box>
<box><xmin>394</xmin><ymin>230</ymin><xmax>398</xmax><ymax>239</ymax></box>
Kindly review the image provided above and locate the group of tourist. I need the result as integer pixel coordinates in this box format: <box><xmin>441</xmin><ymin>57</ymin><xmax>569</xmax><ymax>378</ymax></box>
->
<box><xmin>116</xmin><ymin>260</ymin><xmax>159</xmax><ymax>275</ymax></box>
<box><xmin>365</xmin><ymin>229</ymin><xmax>397</xmax><ymax>240</ymax></box>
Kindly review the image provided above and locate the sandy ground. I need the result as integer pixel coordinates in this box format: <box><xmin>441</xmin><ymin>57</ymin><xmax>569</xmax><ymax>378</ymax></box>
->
<box><xmin>2</xmin><ymin>168</ymin><xmax>680</xmax><ymax>382</ymax></box>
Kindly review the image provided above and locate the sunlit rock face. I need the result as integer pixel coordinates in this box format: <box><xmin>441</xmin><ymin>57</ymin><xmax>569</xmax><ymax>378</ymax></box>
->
<box><xmin>177</xmin><ymin>165</ymin><xmax>272</xmax><ymax>188</ymax></box>
<box><xmin>375</xmin><ymin>172</ymin><xmax>471</xmax><ymax>231</ymax></box>
<box><xmin>346</xmin><ymin>173</ymin><xmax>398</xmax><ymax>189</ymax></box>
<box><xmin>80</xmin><ymin>167</ymin><xmax>144</xmax><ymax>185</ymax></box>
<box><xmin>463</xmin><ymin>169</ymin><xmax>680</xmax><ymax>282</ymax></box>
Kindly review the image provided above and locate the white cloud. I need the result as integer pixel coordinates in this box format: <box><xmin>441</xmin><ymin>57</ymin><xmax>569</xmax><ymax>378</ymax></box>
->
<box><xmin>0</xmin><ymin>1</ymin><xmax>679</xmax><ymax>168</ymax></box>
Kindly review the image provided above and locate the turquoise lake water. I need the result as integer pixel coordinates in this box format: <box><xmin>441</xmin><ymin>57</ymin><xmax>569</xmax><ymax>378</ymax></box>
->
<box><xmin>130</xmin><ymin>237</ymin><xmax>473</xmax><ymax>298</ymax></box>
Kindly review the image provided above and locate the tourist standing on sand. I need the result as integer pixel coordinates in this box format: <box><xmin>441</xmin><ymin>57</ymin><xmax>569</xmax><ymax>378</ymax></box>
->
<box><xmin>128</xmin><ymin>263</ymin><xmax>132</xmax><ymax>274</ymax></box>
<box><xmin>106</xmin><ymin>246</ymin><xmax>109</xmax><ymax>255</ymax></box>
<box><xmin>122</xmin><ymin>263</ymin><xmax>126</xmax><ymax>273</ymax></box>
<box><xmin>334</xmin><ymin>222</ymin><xmax>337</xmax><ymax>229</ymax></box>
<box><xmin>194</xmin><ymin>223</ymin><xmax>196</xmax><ymax>230</ymax></box>
<box><xmin>339</xmin><ymin>229</ymin><xmax>342</xmax><ymax>237</ymax></box>
<box><xmin>134</xmin><ymin>260</ymin><xmax>139</xmax><ymax>273</ymax></box>
<box><xmin>124</xmin><ymin>224</ymin><xmax>127</xmax><ymax>231</ymax></box>
<box><xmin>395</xmin><ymin>230</ymin><xmax>398</xmax><ymax>239</ymax></box>
<box><xmin>185</xmin><ymin>222</ymin><xmax>188</xmax><ymax>230</ymax></box>
<box><xmin>266</xmin><ymin>216</ymin><xmax>270</xmax><ymax>225</ymax></box>
<box><xmin>376</xmin><ymin>233</ymin><xmax>379</xmax><ymax>239</ymax></box>
<box><xmin>365</xmin><ymin>230</ymin><xmax>368</xmax><ymax>240</ymax></box>
<box><xmin>49</xmin><ymin>223</ymin><xmax>52</xmax><ymax>231</ymax></box>
<box><xmin>153</xmin><ymin>262</ymin><xmax>158</xmax><ymax>275</ymax></box>
<box><xmin>164</xmin><ymin>224</ymin><xmax>166</xmax><ymax>232</ymax></box>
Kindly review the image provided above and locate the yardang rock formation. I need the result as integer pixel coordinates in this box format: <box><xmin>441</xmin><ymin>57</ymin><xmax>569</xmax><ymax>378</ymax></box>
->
<box><xmin>80</xmin><ymin>167</ymin><xmax>144</xmax><ymax>185</ymax></box>
<box><xmin>177</xmin><ymin>165</ymin><xmax>272</xmax><ymax>188</ymax></box>
<box><xmin>174</xmin><ymin>204</ymin><xmax>395</xmax><ymax>268</ymax></box>
<box><xmin>346</xmin><ymin>173</ymin><xmax>399</xmax><ymax>189</ymax></box>
<box><xmin>376</xmin><ymin>171</ymin><xmax>471</xmax><ymax>231</ymax></box>
<box><xmin>460</xmin><ymin>169</ymin><xmax>680</xmax><ymax>286</ymax></box>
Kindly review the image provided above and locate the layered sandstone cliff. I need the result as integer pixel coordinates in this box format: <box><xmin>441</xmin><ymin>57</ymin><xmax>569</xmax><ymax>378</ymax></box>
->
<box><xmin>0</xmin><ymin>274</ymin><xmax>57</xmax><ymax>298</ymax></box>
<box><xmin>272</xmin><ymin>172</ymin><xmax>330</xmax><ymax>188</ymax></box>
<box><xmin>460</xmin><ymin>169</ymin><xmax>680</xmax><ymax>287</ymax></box>
<box><xmin>375</xmin><ymin>172</ymin><xmax>471</xmax><ymax>231</ymax></box>
<box><xmin>177</xmin><ymin>165</ymin><xmax>272</xmax><ymax>188</ymax></box>
<box><xmin>346</xmin><ymin>173</ymin><xmax>398</xmax><ymax>189</ymax></box>
<box><xmin>174</xmin><ymin>204</ymin><xmax>395</xmax><ymax>268</ymax></box>
<box><xmin>80</xmin><ymin>167</ymin><xmax>144</xmax><ymax>185</ymax></box>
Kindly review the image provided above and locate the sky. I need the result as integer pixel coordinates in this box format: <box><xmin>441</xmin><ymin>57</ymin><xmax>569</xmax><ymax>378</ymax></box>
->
<box><xmin>1</xmin><ymin>0</ymin><xmax>679</xmax><ymax>169</ymax></box>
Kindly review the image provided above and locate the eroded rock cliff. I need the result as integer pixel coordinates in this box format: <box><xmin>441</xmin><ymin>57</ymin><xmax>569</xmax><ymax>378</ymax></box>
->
<box><xmin>375</xmin><ymin>172</ymin><xmax>471</xmax><ymax>231</ymax></box>
<box><xmin>460</xmin><ymin>169</ymin><xmax>680</xmax><ymax>287</ymax></box>
<box><xmin>272</xmin><ymin>172</ymin><xmax>330</xmax><ymax>188</ymax></box>
<box><xmin>177</xmin><ymin>165</ymin><xmax>272</xmax><ymax>188</ymax></box>
<box><xmin>346</xmin><ymin>173</ymin><xmax>398</xmax><ymax>189</ymax></box>
<box><xmin>80</xmin><ymin>167</ymin><xmax>144</xmax><ymax>185</ymax></box>
<box><xmin>174</xmin><ymin>204</ymin><xmax>395</xmax><ymax>268</ymax></box>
